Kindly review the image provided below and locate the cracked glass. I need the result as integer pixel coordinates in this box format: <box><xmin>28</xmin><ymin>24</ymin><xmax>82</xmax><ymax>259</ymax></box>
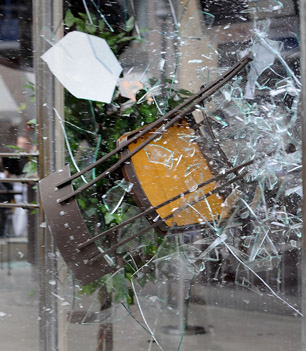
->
<box><xmin>53</xmin><ymin>1</ymin><xmax>302</xmax><ymax>350</ymax></box>
<box><xmin>0</xmin><ymin>0</ymin><xmax>303</xmax><ymax>350</ymax></box>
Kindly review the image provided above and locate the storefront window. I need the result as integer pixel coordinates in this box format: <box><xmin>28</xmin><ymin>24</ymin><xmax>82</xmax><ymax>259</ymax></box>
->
<box><xmin>0</xmin><ymin>0</ymin><xmax>303</xmax><ymax>350</ymax></box>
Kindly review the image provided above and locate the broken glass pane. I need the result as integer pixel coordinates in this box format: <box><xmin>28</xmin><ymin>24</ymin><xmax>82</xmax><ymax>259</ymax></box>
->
<box><xmin>32</xmin><ymin>0</ymin><xmax>304</xmax><ymax>350</ymax></box>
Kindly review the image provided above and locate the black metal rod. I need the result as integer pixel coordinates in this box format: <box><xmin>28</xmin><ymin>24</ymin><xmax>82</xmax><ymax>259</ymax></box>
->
<box><xmin>201</xmin><ymin>112</ymin><xmax>237</xmax><ymax>173</ymax></box>
<box><xmin>56</xmin><ymin>54</ymin><xmax>252</xmax><ymax>191</ymax></box>
<box><xmin>78</xmin><ymin>159</ymin><xmax>253</xmax><ymax>250</ymax></box>
<box><xmin>57</xmin><ymin>55</ymin><xmax>252</xmax><ymax>203</ymax></box>
<box><xmin>88</xmin><ymin>171</ymin><xmax>247</xmax><ymax>263</ymax></box>
<box><xmin>89</xmin><ymin>219</ymin><xmax>165</xmax><ymax>264</ymax></box>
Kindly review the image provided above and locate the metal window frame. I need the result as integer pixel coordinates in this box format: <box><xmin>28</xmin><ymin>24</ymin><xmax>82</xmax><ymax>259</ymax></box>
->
<box><xmin>32</xmin><ymin>0</ymin><xmax>64</xmax><ymax>350</ymax></box>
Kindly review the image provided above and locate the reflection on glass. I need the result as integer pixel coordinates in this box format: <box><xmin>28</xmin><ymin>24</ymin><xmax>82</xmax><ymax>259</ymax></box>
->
<box><xmin>57</xmin><ymin>0</ymin><xmax>302</xmax><ymax>350</ymax></box>
<box><xmin>0</xmin><ymin>1</ymin><xmax>39</xmax><ymax>351</ymax></box>
<box><xmin>1</xmin><ymin>0</ymin><xmax>299</xmax><ymax>350</ymax></box>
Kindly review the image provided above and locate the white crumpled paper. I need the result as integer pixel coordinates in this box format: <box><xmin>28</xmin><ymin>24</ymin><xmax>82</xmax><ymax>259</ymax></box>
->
<box><xmin>41</xmin><ymin>31</ymin><xmax>122</xmax><ymax>103</ymax></box>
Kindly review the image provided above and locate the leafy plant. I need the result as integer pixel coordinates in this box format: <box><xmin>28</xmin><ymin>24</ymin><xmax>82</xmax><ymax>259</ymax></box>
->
<box><xmin>64</xmin><ymin>9</ymin><xmax>142</xmax><ymax>57</ymax></box>
<box><xmin>62</xmin><ymin>10</ymin><xmax>193</xmax><ymax>305</ymax></box>
<box><xmin>18</xmin><ymin>81</ymin><xmax>35</xmax><ymax>112</ymax></box>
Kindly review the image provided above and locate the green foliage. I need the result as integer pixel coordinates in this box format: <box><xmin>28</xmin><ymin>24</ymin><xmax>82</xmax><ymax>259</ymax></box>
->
<box><xmin>23</xmin><ymin>81</ymin><xmax>35</xmax><ymax>92</ymax></box>
<box><xmin>64</xmin><ymin>9</ymin><xmax>141</xmax><ymax>57</ymax></box>
<box><xmin>22</xmin><ymin>159</ymin><xmax>37</xmax><ymax>178</ymax></box>
<box><xmin>18</xmin><ymin>102</ymin><xmax>27</xmax><ymax>112</ymax></box>
<box><xmin>125</xmin><ymin>16</ymin><xmax>135</xmax><ymax>32</ymax></box>
<box><xmin>27</xmin><ymin>118</ymin><xmax>36</xmax><ymax>125</ymax></box>
<box><xmin>7</xmin><ymin>145</ymin><xmax>26</xmax><ymax>152</ymax></box>
<box><xmin>18</xmin><ymin>81</ymin><xmax>35</xmax><ymax>113</ymax></box>
<box><xmin>78</xmin><ymin>269</ymin><xmax>133</xmax><ymax>305</ymax></box>
<box><xmin>64</xmin><ymin>9</ymin><xmax>75</xmax><ymax>27</ymax></box>
<box><xmin>63</xmin><ymin>10</ymin><xmax>193</xmax><ymax>305</ymax></box>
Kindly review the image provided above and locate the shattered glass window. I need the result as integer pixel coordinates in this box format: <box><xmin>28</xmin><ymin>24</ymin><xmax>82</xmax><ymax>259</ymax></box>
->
<box><xmin>1</xmin><ymin>0</ymin><xmax>302</xmax><ymax>350</ymax></box>
<box><xmin>45</xmin><ymin>1</ymin><xmax>302</xmax><ymax>350</ymax></box>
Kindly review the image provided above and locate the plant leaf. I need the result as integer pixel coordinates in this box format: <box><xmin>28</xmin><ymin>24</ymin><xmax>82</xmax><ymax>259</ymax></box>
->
<box><xmin>64</xmin><ymin>9</ymin><xmax>75</xmax><ymax>27</ymax></box>
<box><xmin>27</xmin><ymin>118</ymin><xmax>36</xmax><ymax>125</ymax></box>
<box><xmin>24</xmin><ymin>82</ymin><xmax>35</xmax><ymax>91</ymax></box>
<box><xmin>117</xmin><ymin>36</ymin><xmax>135</xmax><ymax>43</ymax></box>
<box><xmin>98</xmin><ymin>20</ymin><xmax>105</xmax><ymax>32</ymax></box>
<box><xmin>86</xmin><ymin>23</ymin><xmax>96</xmax><ymax>34</ymax></box>
<box><xmin>126</xmin><ymin>16</ymin><xmax>135</xmax><ymax>32</ymax></box>
<box><xmin>22</xmin><ymin>160</ymin><xmax>37</xmax><ymax>177</ymax></box>
<box><xmin>178</xmin><ymin>89</ymin><xmax>194</xmax><ymax>96</ymax></box>
<box><xmin>18</xmin><ymin>102</ymin><xmax>27</xmax><ymax>112</ymax></box>
<box><xmin>7</xmin><ymin>145</ymin><xmax>26</xmax><ymax>152</ymax></box>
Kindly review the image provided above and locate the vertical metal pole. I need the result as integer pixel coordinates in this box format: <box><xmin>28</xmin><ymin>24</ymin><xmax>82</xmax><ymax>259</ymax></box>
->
<box><xmin>52</xmin><ymin>2</ymin><xmax>67</xmax><ymax>351</ymax></box>
<box><xmin>301</xmin><ymin>0</ymin><xmax>306</xmax><ymax>349</ymax></box>
<box><xmin>33</xmin><ymin>0</ymin><xmax>63</xmax><ymax>350</ymax></box>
